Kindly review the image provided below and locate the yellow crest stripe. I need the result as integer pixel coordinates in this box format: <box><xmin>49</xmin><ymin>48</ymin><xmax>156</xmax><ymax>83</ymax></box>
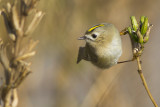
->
<box><xmin>87</xmin><ymin>24</ymin><xmax>104</xmax><ymax>32</ymax></box>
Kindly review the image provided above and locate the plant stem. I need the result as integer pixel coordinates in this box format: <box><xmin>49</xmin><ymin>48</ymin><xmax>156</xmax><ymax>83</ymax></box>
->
<box><xmin>136</xmin><ymin>56</ymin><xmax>158</xmax><ymax>107</ymax></box>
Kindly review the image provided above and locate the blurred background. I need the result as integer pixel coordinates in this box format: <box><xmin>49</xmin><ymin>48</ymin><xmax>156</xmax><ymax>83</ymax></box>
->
<box><xmin>0</xmin><ymin>0</ymin><xmax>160</xmax><ymax>107</ymax></box>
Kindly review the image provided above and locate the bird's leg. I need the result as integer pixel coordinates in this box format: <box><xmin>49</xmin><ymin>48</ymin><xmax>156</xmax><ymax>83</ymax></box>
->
<box><xmin>120</xmin><ymin>28</ymin><xmax>128</xmax><ymax>36</ymax></box>
<box><xmin>117</xmin><ymin>58</ymin><xmax>135</xmax><ymax>64</ymax></box>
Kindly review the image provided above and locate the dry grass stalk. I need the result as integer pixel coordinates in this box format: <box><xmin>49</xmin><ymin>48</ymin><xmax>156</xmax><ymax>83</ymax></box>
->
<box><xmin>0</xmin><ymin>0</ymin><xmax>44</xmax><ymax>107</ymax></box>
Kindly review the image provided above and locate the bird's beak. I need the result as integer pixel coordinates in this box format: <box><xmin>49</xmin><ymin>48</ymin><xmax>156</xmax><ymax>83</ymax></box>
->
<box><xmin>78</xmin><ymin>36</ymin><xmax>86</xmax><ymax>40</ymax></box>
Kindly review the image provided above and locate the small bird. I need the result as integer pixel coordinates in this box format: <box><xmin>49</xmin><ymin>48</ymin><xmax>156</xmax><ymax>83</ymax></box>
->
<box><xmin>77</xmin><ymin>23</ymin><xmax>122</xmax><ymax>69</ymax></box>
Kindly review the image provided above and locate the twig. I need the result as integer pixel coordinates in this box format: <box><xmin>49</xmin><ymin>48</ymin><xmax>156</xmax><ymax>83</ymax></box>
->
<box><xmin>136</xmin><ymin>56</ymin><xmax>158</xmax><ymax>107</ymax></box>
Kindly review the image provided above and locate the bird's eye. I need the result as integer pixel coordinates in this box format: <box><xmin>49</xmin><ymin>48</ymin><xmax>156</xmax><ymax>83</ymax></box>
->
<box><xmin>91</xmin><ymin>34</ymin><xmax>97</xmax><ymax>38</ymax></box>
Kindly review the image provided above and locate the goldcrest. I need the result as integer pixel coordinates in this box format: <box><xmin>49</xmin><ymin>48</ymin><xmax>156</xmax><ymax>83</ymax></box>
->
<box><xmin>77</xmin><ymin>23</ymin><xmax>122</xmax><ymax>69</ymax></box>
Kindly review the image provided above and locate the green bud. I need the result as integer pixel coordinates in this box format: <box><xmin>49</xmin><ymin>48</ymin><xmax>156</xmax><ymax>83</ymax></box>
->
<box><xmin>127</xmin><ymin>27</ymin><xmax>138</xmax><ymax>42</ymax></box>
<box><xmin>141</xmin><ymin>17</ymin><xmax>148</xmax><ymax>35</ymax></box>
<box><xmin>137</xmin><ymin>30</ymin><xmax>144</xmax><ymax>44</ymax></box>
<box><xmin>127</xmin><ymin>27</ymin><xmax>132</xmax><ymax>34</ymax></box>
<box><xmin>143</xmin><ymin>36</ymin><xmax>149</xmax><ymax>43</ymax></box>
<box><xmin>143</xmin><ymin>24</ymin><xmax>153</xmax><ymax>43</ymax></box>
<box><xmin>130</xmin><ymin>16</ymin><xmax>139</xmax><ymax>31</ymax></box>
<box><xmin>140</xmin><ymin>16</ymin><xmax>145</xmax><ymax>25</ymax></box>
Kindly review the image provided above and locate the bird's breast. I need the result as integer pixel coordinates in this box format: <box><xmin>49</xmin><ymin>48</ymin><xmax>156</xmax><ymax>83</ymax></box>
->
<box><xmin>90</xmin><ymin>42</ymin><xmax>122</xmax><ymax>68</ymax></box>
